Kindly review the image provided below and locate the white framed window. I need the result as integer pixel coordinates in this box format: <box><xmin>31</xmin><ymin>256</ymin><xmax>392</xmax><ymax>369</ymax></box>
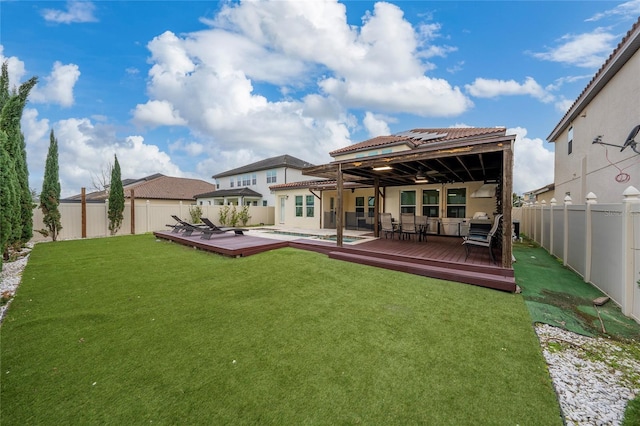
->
<box><xmin>306</xmin><ymin>195</ymin><xmax>314</xmax><ymax>217</ymax></box>
<box><xmin>446</xmin><ymin>188</ymin><xmax>466</xmax><ymax>218</ymax></box>
<box><xmin>568</xmin><ymin>126</ymin><xmax>573</xmax><ymax>155</ymax></box>
<box><xmin>230</xmin><ymin>178</ymin><xmax>234</xmax><ymax>188</ymax></box>
<box><xmin>252</xmin><ymin>173</ymin><xmax>257</xmax><ymax>185</ymax></box>
<box><xmin>267</xmin><ymin>170</ymin><xmax>277</xmax><ymax>184</ymax></box>
<box><xmin>242</xmin><ymin>174</ymin><xmax>251</xmax><ymax>186</ymax></box>
<box><xmin>400</xmin><ymin>190</ymin><xmax>416</xmax><ymax>214</ymax></box>
<box><xmin>422</xmin><ymin>190</ymin><xmax>439</xmax><ymax>217</ymax></box>
<box><xmin>295</xmin><ymin>195</ymin><xmax>303</xmax><ymax>217</ymax></box>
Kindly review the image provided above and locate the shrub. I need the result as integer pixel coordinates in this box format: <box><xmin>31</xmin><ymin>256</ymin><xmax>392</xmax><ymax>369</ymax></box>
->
<box><xmin>189</xmin><ymin>205</ymin><xmax>203</xmax><ymax>224</ymax></box>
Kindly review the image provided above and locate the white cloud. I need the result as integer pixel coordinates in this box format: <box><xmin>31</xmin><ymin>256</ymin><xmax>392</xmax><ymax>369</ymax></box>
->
<box><xmin>363</xmin><ymin>112</ymin><xmax>391</xmax><ymax>137</ymax></box>
<box><xmin>132</xmin><ymin>0</ymin><xmax>472</xmax><ymax>159</ymax></box>
<box><xmin>465</xmin><ymin>77</ymin><xmax>554</xmax><ymax>103</ymax></box>
<box><xmin>0</xmin><ymin>46</ymin><xmax>26</xmax><ymax>89</ymax></box>
<box><xmin>23</xmin><ymin>113</ymin><xmax>184</xmax><ymax>198</ymax></box>
<box><xmin>531</xmin><ymin>28</ymin><xmax>618</xmax><ymax>68</ymax></box>
<box><xmin>587</xmin><ymin>0</ymin><xmax>640</xmax><ymax>22</ymax></box>
<box><xmin>510</xmin><ymin>127</ymin><xmax>555</xmax><ymax>195</ymax></box>
<box><xmin>554</xmin><ymin>98</ymin><xmax>575</xmax><ymax>114</ymax></box>
<box><xmin>169</xmin><ymin>139</ymin><xmax>205</xmax><ymax>157</ymax></box>
<box><xmin>30</xmin><ymin>61</ymin><xmax>80</xmax><ymax>107</ymax></box>
<box><xmin>41</xmin><ymin>1</ymin><xmax>98</xmax><ymax>24</ymax></box>
<box><xmin>132</xmin><ymin>100</ymin><xmax>187</xmax><ymax>127</ymax></box>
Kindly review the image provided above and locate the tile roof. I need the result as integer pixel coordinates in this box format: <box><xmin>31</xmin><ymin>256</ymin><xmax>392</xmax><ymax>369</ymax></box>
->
<box><xmin>212</xmin><ymin>154</ymin><xmax>315</xmax><ymax>178</ymax></box>
<box><xmin>195</xmin><ymin>188</ymin><xmax>263</xmax><ymax>198</ymax></box>
<box><xmin>548</xmin><ymin>16</ymin><xmax>640</xmax><ymax>141</ymax></box>
<box><xmin>65</xmin><ymin>174</ymin><xmax>217</xmax><ymax>201</ymax></box>
<box><xmin>269</xmin><ymin>179</ymin><xmax>358</xmax><ymax>191</ymax></box>
<box><xmin>329</xmin><ymin>127</ymin><xmax>507</xmax><ymax>156</ymax></box>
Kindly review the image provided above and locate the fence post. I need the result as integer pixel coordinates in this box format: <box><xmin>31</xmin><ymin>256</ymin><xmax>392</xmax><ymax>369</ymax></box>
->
<box><xmin>563</xmin><ymin>195</ymin><xmax>572</xmax><ymax>266</ymax></box>
<box><xmin>130</xmin><ymin>189</ymin><xmax>135</xmax><ymax>235</ymax></box>
<box><xmin>549</xmin><ymin>198</ymin><xmax>557</xmax><ymax>256</ymax></box>
<box><xmin>81</xmin><ymin>187</ymin><xmax>87</xmax><ymax>238</ymax></box>
<box><xmin>584</xmin><ymin>192</ymin><xmax>597</xmax><ymax>283</ymax></box>
<box><xmin>146</xmin><ymin>200</ymin><xmax>150</xmax><ymax>233</ymax></box>
<box><xmin>540</xmin><ymin>200</ymin><xmax>546</xmax><ymax>248</ymax></box>
<box><xmin>533</xmin><ymin>201</ymin><xmax>538</xmax><ymax>244</ymax></box>
<box><xmin>622</xmin><ymin>186</ymin><xmax>640</xmax><ymax>316</ymax></box>
<box><xmin>105</xmin><ymin>199</ymin><xmax>109</xmax><ymax>236</ymax></box>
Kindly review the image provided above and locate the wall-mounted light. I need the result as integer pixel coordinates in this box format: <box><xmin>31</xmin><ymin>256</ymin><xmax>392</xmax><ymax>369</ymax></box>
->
<box><xmin>372</xmin><ymin>165</ymin><xmax>393</xmax><ymax>171</ymax></box>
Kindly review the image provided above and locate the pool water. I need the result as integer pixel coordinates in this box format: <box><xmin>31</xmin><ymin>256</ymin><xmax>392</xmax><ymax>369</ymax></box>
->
<box><xmin>267</xmin><ymin>231</ymin><xmax>365</xmax><ymax>243</ymax></box>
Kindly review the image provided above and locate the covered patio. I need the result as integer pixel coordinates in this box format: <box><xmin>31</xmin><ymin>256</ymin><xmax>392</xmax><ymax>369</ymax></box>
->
<box><xmin>301</xmin><ymin>128</ymin><xmax>516</xmax><ymax>270</ymax></box>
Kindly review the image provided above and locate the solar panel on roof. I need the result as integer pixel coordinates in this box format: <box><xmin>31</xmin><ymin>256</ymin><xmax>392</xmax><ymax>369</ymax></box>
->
<box><xmin>394</xmin><ymin>130</ymin><xmax>447</xmax><ymax>141</ymax></box>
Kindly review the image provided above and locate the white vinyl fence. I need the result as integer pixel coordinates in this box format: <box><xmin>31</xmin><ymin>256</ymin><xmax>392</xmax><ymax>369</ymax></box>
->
<box><xmin>31</xmin><ymin>201</ymin><xmax>275</xmax><ymax>242</ymax></box>
<box><xmin>515</xmin><ymin>186</ymin><xmax>640</xmax><ymax>323</ymax></box>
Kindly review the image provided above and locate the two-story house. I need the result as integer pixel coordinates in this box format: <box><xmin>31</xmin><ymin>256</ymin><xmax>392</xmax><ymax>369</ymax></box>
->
<box><xmin>548</xmin><ymin>17</ymin><xmax>639</xmax><ymax>203</ymax></box>
<box><xmin>196</xmin><ymin>155</ymin><xmax>318</xmax><ymax>207</ymax></box>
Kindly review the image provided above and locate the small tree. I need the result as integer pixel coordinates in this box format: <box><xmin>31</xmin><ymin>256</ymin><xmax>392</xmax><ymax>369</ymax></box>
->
<box><xmin>188</xmin><ymin>205</ymin><xmax>203</xmax><ymax>224</ymax></box>
<box><xmin>107</xmin><ymin>155</ymin><xmax>124</xmax><ymax>235</ymax></box>
<box><xmin>238</xmin><ymin>205</ymin><xmax>251</xmax><ymax>226</ymax></box>
<box><xmin>219</xmin><ymin>205</ymin><xmax>230</xmax><ymax>226</ymax></box>
<box><xmin>39</xmin><ymin>130</ymin><xmax>62</xmax><ymax>241</ymax></box>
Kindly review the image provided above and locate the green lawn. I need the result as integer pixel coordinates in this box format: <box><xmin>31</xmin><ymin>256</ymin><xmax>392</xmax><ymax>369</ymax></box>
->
<box><xmin>1</xmin><ymin>234</ymin><xmax>562</xmax><ymax>425</ymax></box>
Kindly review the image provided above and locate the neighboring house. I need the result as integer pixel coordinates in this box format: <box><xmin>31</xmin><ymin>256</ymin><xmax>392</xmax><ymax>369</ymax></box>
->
<box><xmin>65</xmin><ymin>173</ymin><xmax>217</xmax><ymax>205</ymax></box>
<box><xmin>199</xmin><ymin>155</ymin><xmax>318</xmax><ymax>207</ymax></box>
<box><xmin>271</xmin><ymin>127</ymin><xmax>517</xmax><ymax>269</ymax></box>
<box><xmin>523</xmin><ymin>183</ymin><xmax>555</xmax><ymax>204</ymax></box>
<box><xmin>548</xmin><ymin>17</ymin><xmax>640</xmax><ymax>203</ymax></box>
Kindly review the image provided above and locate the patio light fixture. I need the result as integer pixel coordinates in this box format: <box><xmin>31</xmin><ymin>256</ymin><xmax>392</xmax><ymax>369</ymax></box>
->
<box><xmin>372</xmin><ymin>165</ymin><xmax>393</xmax><ymax>171</ymax></box>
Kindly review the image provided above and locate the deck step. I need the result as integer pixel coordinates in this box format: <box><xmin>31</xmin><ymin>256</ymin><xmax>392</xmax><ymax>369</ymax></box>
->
<box><xmin>328</xmin><ymin>251</ymin><xmax>516</xmax><ymax>292</ymax></box>
<box><xmin>289</xmin><ymin>240</ymin><xmax>513</xmax><ymax>279</ymax></box>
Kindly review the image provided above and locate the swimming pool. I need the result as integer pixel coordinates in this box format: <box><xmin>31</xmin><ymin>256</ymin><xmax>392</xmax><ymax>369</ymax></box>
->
<box><xmin>266</xmin><ymin>230</ymin><xmax>366</xmax><ymax>243</ymax></box>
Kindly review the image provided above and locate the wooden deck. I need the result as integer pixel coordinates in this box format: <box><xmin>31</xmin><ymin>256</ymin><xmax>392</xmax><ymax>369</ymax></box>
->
<box><xmin>153</xmin><ymin>231</ymin><xmax>516</xmax><ymax>292</ymax></box>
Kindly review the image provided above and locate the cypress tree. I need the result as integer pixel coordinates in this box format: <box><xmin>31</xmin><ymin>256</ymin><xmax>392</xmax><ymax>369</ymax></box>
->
<box><xmin>0</xmin><ymin>96</ymin><xmax>22</xmax><ymax>246</ymax></box>
<box><xmin>0</xmin><ymin>130</ymin><xmax>16</xmax><ymax>265</ymax></box>
<box><xmin>0</xmin><ymin>73</ymin><xmax>38</xmax><ymax>246</ymax></box>
<box><xmin>107</xmin><ymin>154</ymin><xmax>124</xmax><ymax>235</ymax></box>
<box><xmin>40</xmin><ymin>130</ymin><xmax>62</xmax><ymax>241</ymax></box>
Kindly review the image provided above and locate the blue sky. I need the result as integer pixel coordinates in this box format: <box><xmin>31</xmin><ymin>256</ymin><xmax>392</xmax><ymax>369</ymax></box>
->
<box><xmin>2</xmin><ymin>0</ymin><xmax>639</xmax><ymax>197</ymax></box>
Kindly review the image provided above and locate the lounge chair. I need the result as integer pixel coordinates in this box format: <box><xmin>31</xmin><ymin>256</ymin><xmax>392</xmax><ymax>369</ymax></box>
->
<box><xmin>199</xmin><ymin>217</ymin><xmax>247</xmax><ymax>239</ymax></box>
<box><xmin>169</xmin><ymin>215</ymin><xmax>207</xmax><ymax>236</ymax></box>
<box><xmin>462</xmin><ymin>214</ymin><xmax>503</xmax><ymax>263</ymax></box>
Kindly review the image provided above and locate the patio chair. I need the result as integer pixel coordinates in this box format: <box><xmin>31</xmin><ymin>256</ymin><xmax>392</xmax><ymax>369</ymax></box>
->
<box><xmin>200</xmin><ymin>217</ymin><xmax>247</xmax><ymax>239</ymax></box>
<box><xmin>379</xmin><ymin>213</ymin><xmax>395</xmax><ymax>239</ymax></box>
<box><xmin>415</xmin><ymin>216</ymin><xmax>429</xmax><ymax>242</ymax></box>
<box><xmin>400</xmin><ymin>213</ymin><xmax>418</xmax><ymax>241</ymax></box>
<box><xmin>169</xmin><ymin>215</ymin><xmax>207</xmax><ymax>237</ymax></box>
<box><xmin>462</xmin><ymin>214</ymin><xmax>503</xmax><ymax>263</ymax></box>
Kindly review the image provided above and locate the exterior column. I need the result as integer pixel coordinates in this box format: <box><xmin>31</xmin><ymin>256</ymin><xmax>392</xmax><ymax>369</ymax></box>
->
<box><xmin>336</xmin><ymin>164</ymin><xmax>343</xmax><ymax>247</ymax></box>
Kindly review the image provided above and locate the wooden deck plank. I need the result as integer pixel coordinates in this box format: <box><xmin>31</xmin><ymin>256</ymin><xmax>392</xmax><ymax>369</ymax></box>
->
<box><xmin>153</xmin><ymin>231</ymin><xmax>516</xmax><ymax>292</ymax></box>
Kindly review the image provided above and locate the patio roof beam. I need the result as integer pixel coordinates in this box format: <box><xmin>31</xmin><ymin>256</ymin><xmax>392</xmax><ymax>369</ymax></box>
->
<box><xmin>436</xmin><ymin>158</ymin><xmax>465</xmax><ymax>182</ymax></box>
<box><xmin>456</xmin><ymin>156</ymin><xmax>475</xmax><ymax>181</ymax></box>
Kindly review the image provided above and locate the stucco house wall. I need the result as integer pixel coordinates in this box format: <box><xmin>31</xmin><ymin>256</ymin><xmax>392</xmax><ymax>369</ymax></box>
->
<box><xmin>551</xmin><ymin>20</ymin><xmax>640</xmax><ymax>203</ymax></box>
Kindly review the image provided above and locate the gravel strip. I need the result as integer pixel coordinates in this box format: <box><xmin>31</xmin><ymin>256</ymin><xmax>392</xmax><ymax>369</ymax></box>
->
<box><xmin>1</xmin><ymin>250</ymin><xmax>639</xmax><ymax>425</ymax></box>
<box><xmin>535</xmin><ymin>323</ymin><xmax>640</xmax><ymax>425</ymax></box>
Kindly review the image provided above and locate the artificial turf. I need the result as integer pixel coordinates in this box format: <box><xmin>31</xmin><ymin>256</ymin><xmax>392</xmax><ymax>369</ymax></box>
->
<box><xmin>1</xmin><ymin>234</ymin><xmax>562</xmax><ymax>424</ymax></box>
